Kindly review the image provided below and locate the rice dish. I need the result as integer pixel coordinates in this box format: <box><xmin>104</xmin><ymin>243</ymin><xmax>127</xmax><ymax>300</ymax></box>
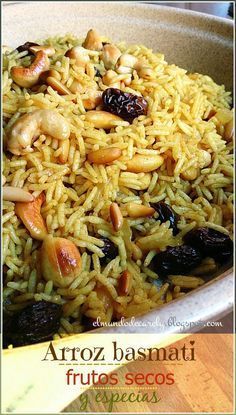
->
<box><xmin>2</xmin><ymin>30</ymin><xmax>233</xmax><ymax>347</ymax></box>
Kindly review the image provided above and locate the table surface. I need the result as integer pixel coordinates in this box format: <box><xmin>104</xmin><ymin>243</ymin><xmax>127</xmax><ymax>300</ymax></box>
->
<box><xmin>64</xmin><ymin>315</ymin><xmax>234</xmax><ymax>413</ymax></box>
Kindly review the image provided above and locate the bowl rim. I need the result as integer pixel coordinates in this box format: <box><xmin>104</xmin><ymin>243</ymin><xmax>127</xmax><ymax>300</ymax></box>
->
<box><xmin>2</xmin><ymin>0</ymin><xmax>234</xmax><ymax>23</ymax></box>
<box><xmin>2</xmin><ymin>0</ymin><xmax>234</xmax><ymax>26</ymax></box>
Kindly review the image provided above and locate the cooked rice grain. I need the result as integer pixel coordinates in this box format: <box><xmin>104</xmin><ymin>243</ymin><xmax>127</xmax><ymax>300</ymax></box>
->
<box><xmin>2</xmin><ymin>32</ymin><xmax>233</xmax><ymax>340</ymax></box>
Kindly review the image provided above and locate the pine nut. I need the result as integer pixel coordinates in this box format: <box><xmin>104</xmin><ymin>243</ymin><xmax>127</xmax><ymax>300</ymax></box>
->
<box><xmin>58</xmin><ymin>139</ymin><xmax>70</xmax><ymax>164</ymax></box>
<box><xmin>224</xmin><ymin>118</ymin><xmax>233</xmax><ymax>142</ymax></box>
<box><xmin>85</xmin><ymin>110</ymin><xmax>123</xmax><ymax>129</ymax></box>
<box><xmin>126</xmin><ymin>203</ymin><xmax>155</xmax><ymax>218</ymax></box>
<box><xmin>131</xmin><ymin>243</ymin><xmax>143</xmax><ymax>261</ymax></box>
<box><xmin>126</xmin><ymin>154</ymin><xmax>164</xmax><ymax>173</ymax></box>
<box><xmin>49</xmin><ymin>69</ymin><xmax>61</xmax><ymax>81</ymax></box>
<box><xmin>110</xmin><ymin>202</ymin><xmax>123</xmax><ymax>231</ymax></box>
<box><xmin>46</xmin><ymin>77</ymin><xmax>71</xmax><ymax>95</ymax></box>
<box><xmin>3</xmin><ymin>186</ymin><xmax>34</xmax><ymax>202</ymax></box>
<box><xmin>118</xmin><ymin>270</ymin><xmax>132</xmax><ymax>296</ymax></box>
<box><xmin>40</xmin><ymin>69</ymin><xmax>61</xmax><ymax>82</ymax></box>
<box><xmin>87</xmin><ymin>147</ymin><xmax>122</xmax><ymax>164</ymax></box>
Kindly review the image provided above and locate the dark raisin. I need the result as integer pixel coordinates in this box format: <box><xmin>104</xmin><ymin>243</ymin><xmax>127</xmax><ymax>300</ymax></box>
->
<box><xmin>16</xmin><ymin>41</ymin><xmax>39</xmax><ymax>55</ymax></box>
<box><xmin>81</xmin><ymin>314</ymin><xmax>97</xmax><ymax>331</ymax></box>
<box><xmin>151</xmin><ymin>245</ymin><xmax>203</xmax><ymax>277</ymax></box>
<box><xmin>5</xmin><ymin>301</ymin><xmax>62</xmax><ymax>347</ymax></box>
<box><xmin>184</xmin><ymin>227</ymin><xmax>233</xmax><ymax>263</ymax></box>
<box><xmin>102</xmin><ymin>88</ymin><xmax>148</xmax><ymax>122</ymax></box>
<box><xmin>150</xmin><ymin>202</ymin><xmax>179</xmax><ymax>235</ymax></box>
<box><xmin>100</xmin><ymin>237</ymin><xmax>118</xmax><ymax>265</ymax></box>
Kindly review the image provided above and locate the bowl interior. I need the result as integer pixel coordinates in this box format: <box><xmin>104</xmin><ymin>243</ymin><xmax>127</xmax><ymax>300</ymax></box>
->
<box><xmin>3</xmin><ymin>1</ymin><xmax>233</xmax><ymax>90</ymax></box>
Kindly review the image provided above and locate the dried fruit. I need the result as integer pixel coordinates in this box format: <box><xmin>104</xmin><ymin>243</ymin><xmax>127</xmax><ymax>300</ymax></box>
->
<box><xmin>184</xmin><ymin>227</ymin><xmax>233</xmax><ymax>263</ymax></box>
<box><xmin>81</xmin><ymin>314</ymin><xmax>97</xmax><ymax>330</ymax></box>
<box><xmin>100</xmin><ymin>237</ymin><xmax>118</xmax><ymax>265</ymax></box>
<box><xmin>41</xmin><ymin>235</ymin><xmax>82</xmax><ymax>287</ymax></box>
<box><xmin>102</xmin><ymin>88</ymin><xmax>148</xmax><ymax>122</ymax></box>
<box><xmin>16</xmin><ymin>41</ymin><xmax>39</xmax><ymax>55</ymax></box>
<box><xmin>152</xmin><ymin>245</ymin><xmax>203</xmax><ymax>277</ymax></box>
<box><xmin>150</xmin><ymin>202</ymin><xmax>179</xmax><ymax>236</ymax></box>
<box><xmin>4</xmin><ymin>301</ymin><xmax>62</xmax><ymax>347</ymax></box>
<box><xmin>15</xmin><ymin>193</ymin><xmax>47</xmax><ymax>240</ymax></box>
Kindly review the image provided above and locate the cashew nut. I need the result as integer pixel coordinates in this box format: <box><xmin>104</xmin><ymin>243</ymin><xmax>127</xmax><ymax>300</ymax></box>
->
<box><xmin>102</xmin><ymin>44</ymin><xmax>121</xmax><ymax>69</ymax></box>
<box><xmin>117</xmin><ymin>53</ymin><xmax>138</xmax><ymax>68</ymax></box>
<box><xmin>102</xmin><ymin>70</ymin><xmax>120</xmax><ymax>89</ymax></box>
<box><xmin>115</xmin><ymin>53</ymin><xmax>137</xmax><ymax>74</ymax></box>
<box><xmin>29</xmin><ymin>45</ymin><xmax>55</xmax><ymax>56</ymax></box>
<box><xmin>82</xmin><ymin>90</ymin><xmax>102</xmax><ymax>110</ymax></box>
<box><xmin>7</xmin><ymin>109</ymin><xmax>70</xmax><ymax>155</ymax></box>
<box><xmin>83</xmin><ymin>29</ymin><xmax>103</xmax><ymax>51</ymax></box>
<box><xmin>65</xmin><ymin>46</ymin><xmax>90</xmax><ymax>67</ymax></box>
<box><xmin>135</xmin><ymin>63</ymin><xmax>153</xmax><ymax>79</ymax></box>
<box><xmin>11</xmin><ymin>50</ymin><xmax>50</xmax><ymax>88</ymax></box>
<box><xmin>115</xmin><ymin>53</ymin><xmax>152</xmax><ymax>79</ymax></box>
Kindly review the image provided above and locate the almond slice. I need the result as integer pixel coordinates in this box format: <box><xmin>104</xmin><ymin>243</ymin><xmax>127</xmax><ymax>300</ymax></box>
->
<box><xmin>126</xmin><ymin>202</ymin><xmax>155</xmax><ymax>218</ymax></box>
<box><xmin>15</xmin><ymin>193</ymin><xmax>47</xmax><ymax>240</ymax></box>
<box><xmin>110</xmin><ymin>202</ymin><xmax>123</xmax><ymax>232</ymax></box>
<box><xmin>118</xmin><ymin>270</ymin><xmax>132</xmax><ymax>296</ymax></box>
<box><xmin>87</xmin><ymin>147</ymin><xmax>121</xmax><ymax>164</ymax></box>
